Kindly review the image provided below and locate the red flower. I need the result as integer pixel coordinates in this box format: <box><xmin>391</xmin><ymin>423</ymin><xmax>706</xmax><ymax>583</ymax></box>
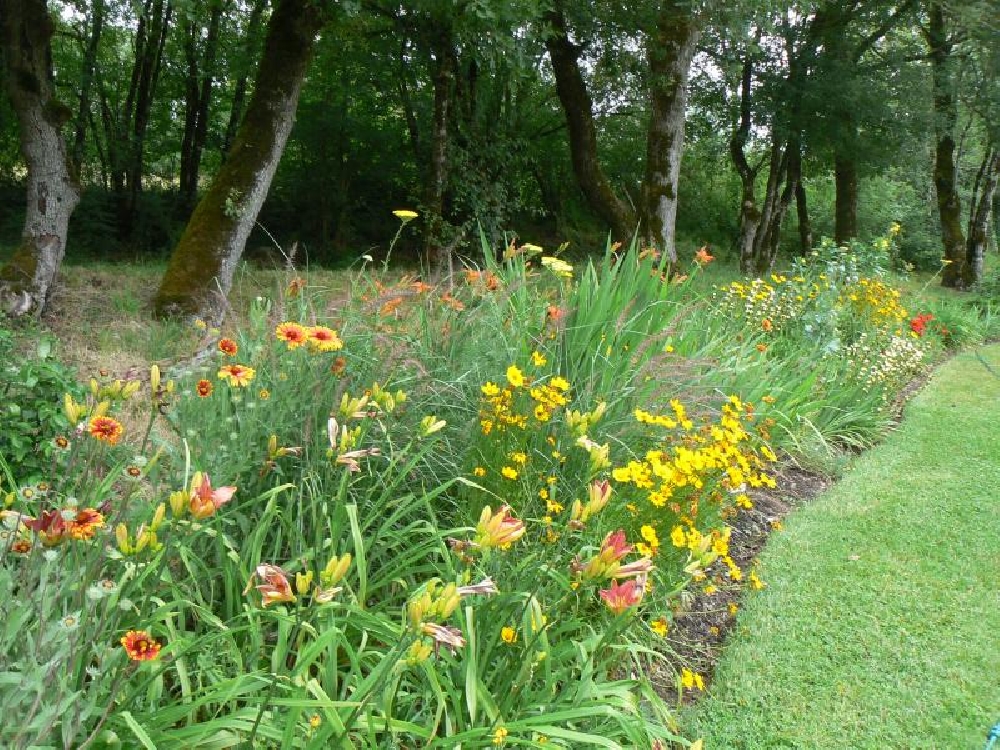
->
<box><xmin>23</xmin><ymin>510</ymin><xmax>68</xmax><ymax>546</ymax></box>
<box><xmin>909</xmin><ymin>313</ymin><xmax>934</xmax><ymax>336</ymax></box>
<box><xmin>218</xmin><ymin>338</ymin><xmax>239</xmax><ymax>356</ymax></box>
<box><xmin>599</xmin><ymin>577</ymin><xmax>645</xmax><ymax>615</ymax></box>
<box><xmin>121</xmin><ymin>630</ymin><xmax>162</xmax><ymax>661</ymax></box>
<box><xmin>196</xmin><ymin>379</ymin><xmax>213</xmax><ymax>397</ymax></box>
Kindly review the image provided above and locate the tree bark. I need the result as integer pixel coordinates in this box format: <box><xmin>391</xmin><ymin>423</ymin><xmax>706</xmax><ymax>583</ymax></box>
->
<box><xmin>927</xmin><ymin>2</ymin><xmax>967</xmax><ymax>288</ymax></box>
<box><xmin>544</xmin><ymin>2</ymin><xmax>633</xmax><ymax>241</ymax></box>
<box><xmin>123</xmin><ymin>0</ymin><xmax>172</xmax><ymax>233</ymax></box>
<box><xmin>795</xmin><ymin>173</ymin><xmax>812</xmax><ymax>254</ymax></box>
<box><xmin>222</xmin><ymin>0</ymin><xmax>267</xmax><ymax>155</ymax></box>
<box><xmin>154</xmin><ymin>0</ymin><xmax>324</xmax><ymax>322</ymax></box>
<box><xmin>0</xmin><ymin>0</ymin><xmax>82</xmax><ymax>317</ymax></box>
<box><xmin>71</xmin><ymin>0</ymin><xmax>104</xmax><ymax>173</ymax></box>
<box><xmin>730</xmin><ymin>56</ymin><xmax>762</xmax><ymax>272</ymax></box>
<box><xmin>423</xmin><ymin>28</ymin><xmax>456</xmax><ymax>272</ymax></box>
<box><xmin>642</xmin><ymin>0</ymin><xmax>699</xmax><ymax>264</ymax></box>
<box><xmin>834</xmin><ymin>150</ymin><xmax>858</xmax><ymax>244</ymax></box>
<box><xmin>179</xmin><ymin>1</ymin><xmax>223</xmax><ymax>211</ymax></box>
<box><xmin>964</xmin><ymin>147</ymin><xmax>999</xmax><ymax>285</ymax></box>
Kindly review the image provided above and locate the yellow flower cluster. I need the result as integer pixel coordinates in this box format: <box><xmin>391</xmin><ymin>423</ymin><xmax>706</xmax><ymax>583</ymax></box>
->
<box><xmin>838</xmin><ymin>278</ymin><xmax>907</xmax><ymax>328</ymax></box>
<box><xmin>479</xmin><ymin>367</ymin><xmax>570</xmax><ymax>435</ymax></box>
<box><xmin>715</xmin><ymin>274</ymin><xmax>822</xmax><ymax>334</ymax></box>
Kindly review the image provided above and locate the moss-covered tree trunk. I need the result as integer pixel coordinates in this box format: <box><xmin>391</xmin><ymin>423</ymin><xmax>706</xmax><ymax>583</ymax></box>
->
<box><xmin>154</xmin><ymin>0</ymin><xmax>324</xmax><ymax>322</ymax></box>
<box><xmin>544</xmin><ymin>2</ymin><xmax>634</xmax><ymax>242</ymax></box>
<box><xmin>642</xmin><ymin>0</ymin><xmax>699</xmax><ymax>265</ymax></box>
<box><xmin>0</xmin><ymin>0</ymin><xmax>81</xmax><ymax>317</ymax></box>
<box><xmin>927</xmin><ymin>2</ymin><xmax>967</xmax><ymax>288</ymax></box>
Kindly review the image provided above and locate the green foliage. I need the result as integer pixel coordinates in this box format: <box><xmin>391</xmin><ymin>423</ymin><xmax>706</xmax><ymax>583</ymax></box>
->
<box><xmin>684</xmin><ymin>346</ymin><xmax>1000</xmax><ymax>749</ymax></box>
<box><xmin>0</xmin><ymin>223</ymin><xmax>991</xmax><ymax>747</ymax></box>
<box><xmin>0</xmin><ymin>325</ymin><xmax>81</xmax><ymax>479</ymax></box>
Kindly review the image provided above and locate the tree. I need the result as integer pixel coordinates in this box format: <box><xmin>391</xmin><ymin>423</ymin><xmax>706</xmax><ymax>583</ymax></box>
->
<box><xmin>642</xmin><ymin>0</ymin><xmax>700</xmax><ymax>263</ymax></box>
<box><xmin>0</xmin><ymin>0</ymin><xmax>81</xmax><ymax>317</ymax></box>
<box><xmin>544</xmin><ymin>0</ymin><xmax>634</xmax><ymax>243</ymax></box>
<box><xmin>154</xmin><ymin>0</ymin><xmax>325</xmax><ymax>321</ymax></box>
<box><xmin>925</xmin><ymin>0</ymin><xmax>966</xmax><ymax>287</ymax></box>
<box><xmin>178</xmin><ymin>0</ymin><xmax>225</xmax><ymax>212</ymax></box>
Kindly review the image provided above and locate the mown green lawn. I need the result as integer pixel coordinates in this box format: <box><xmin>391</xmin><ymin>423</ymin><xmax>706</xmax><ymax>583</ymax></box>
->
<box><xmin>685</xmin><ymin>345</ymin><xmax>1000</xmax><ymax>749</ymax></box>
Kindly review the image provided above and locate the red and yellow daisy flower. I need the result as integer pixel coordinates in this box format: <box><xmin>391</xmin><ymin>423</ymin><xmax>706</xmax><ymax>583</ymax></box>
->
<box><xmin>67</xmin><ymin>508</ymin><xmax>105</xmax><ymax>540</ymax></box>
<box><xmin>121</xmin><ymin>630</ymin><xmax>162</xmax><ymax>661</ymax></box>
<box><xmin>196</xmin><ymin>379</ymin><xmax>213</xmax><ymax>397</ymax></box>
<box><xmin>11</xmin><ymin>538</ymin><xmax>32</xmax><ymax>554</ymax></box>
<box><xmin>218</xmin><ymin>338</ymin><xmax>239</xmax><ymax>356</ymax></box>
<box><xmin>307</xmin><ymin>326</ymin><xmax>343</xmax><ymax>352</ymax></box>
<box><xmin>218</xmin><ymin>364</ymin><xmax>255</xmax><ymax>387</ymax></box>
<box><xmin>275</xmin><ymin>322</ymin><xmax>308</xmax><ymax>349</ymax></box>
<box><xmin>88</xmin><ymin>416</ymin><xmax>124</xmax><ymax>446</ymax></box>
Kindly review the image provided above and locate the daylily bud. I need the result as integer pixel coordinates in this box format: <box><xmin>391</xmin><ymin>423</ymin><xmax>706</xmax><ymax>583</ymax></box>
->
<box><xmin>169</xmin><ymin>490</ymin><xmax>189</xmax><ymax>517</ymax></box>
<box><xmin>150</xmin><ymin>365</ymin><xmax>161</xmax><ymax>393</ymax></box>
<box><xmin>122</xmin><ymin>380</ymin><xmax>141</xmax><ymax>399</ymax></box>
<box><xmin>150</xmin><ymin>503</ymin><xmax>166</xmax><ymax>532</ymax></box>
<box><xmin>116</xmin><ymin>523</ymin><xmax>131</xmax><ymax>554</ymax></box>
<box><xmin>295</xmin><ymin>570</ymin><xmax>314</xmax><ymax>595</ymax></box>
<box><xmin>322</xmin><ymin>553</ymin><xmax>351</xmax><ymax>587</ymax></box>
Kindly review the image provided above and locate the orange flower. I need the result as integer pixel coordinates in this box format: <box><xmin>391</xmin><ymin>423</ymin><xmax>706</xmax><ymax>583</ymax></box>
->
<box><xmin>761</xmin><ymin>318</ymin><xmax>773</xmax><ymax>332</ymax></box>
<box><xmin>412</xmin><ymin>280</ymin><xmax>433</xmax><ymax>294</ymax></box>
<box><xmin>188</xmin><ymin>473</ymin><xmax>237</xmax><ymax>519</ymax></box>
<box><xmin>121</xmin><ymin>630</ymin><xmax>162</xmax><ymax>661</ymax></box>
<box><xmin>245</xmin><ymin>563</ymin><xmax>296</xmax><ymax>607</ymax></box>
<box><xmin>440</xmin><ymin>293</ymin><xmax>465</xmax><ymax>312</ymax></box>
<box><xmin>10</xmin><ymin>538</ymin><xmax>32</xmax><ymax>554</ymax></box>
<box><xmin>196</xmin><ymin>379</ymin><xmax>213</xmax><ymax>397</ymax></box>
<box><xmin>599</xmin><ymin>577</ymin><xmax>645</xmax><ymax>614</ymax></box>
<box><xmin>67</xmin><ymin>508</ymin><xmax>105</xmax><ymax>540</ymax></box>
<box><xmin>330</xmin><ymin>356</ymin><xmax>347</xmax><ymax>376</ymax></box>
<box><xmin>218</xmin><ymin>338</ymin><xmax>238</xmax><ymax>356</ymax></box>
<box><xmin>308</xmin><ymin>326</ymin><xmax>343</xmax><ymax>352</ymax></box>
<box><xmin>380</xmin><ymin>297</ymin><xmax>404</xmax><ymax>316</ymax></box>
<box><xmin>218</xmin><ymin>364</ymin><xmax>255</xmax><ymax>387</ymax></box>
<box><xmin>88</xmin><ymin>416</ymin><xmax>124</xmax><ymax>446</ymax></box>
<box><xmin>22</xmin><ymin>510</ymin><xmax>67</xmax><ymax>546</ymax></box>
<box><xmin>275</xmin><ymin>322</ymin><xmax>308</xmax><ymax>349</ymax></box>
<box><xmin>286</xmin><ymin>277</ymin><xmax>306</xmax><ymax>297</ymax></box>
<box><xmin>694</xmin><ymin>247</ymin><xmax>714</xmax><ymax>265</ymax></box>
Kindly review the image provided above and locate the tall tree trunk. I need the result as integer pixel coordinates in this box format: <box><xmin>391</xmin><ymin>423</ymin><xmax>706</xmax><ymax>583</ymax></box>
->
<box><xmin>964</xmin><ymin>147</ymin><xmax>999</xmax><ymax>285</ymax></box>
<box><xmin>179</xmin><ymin>1</ymin><xmax>223</xmax><ymax>211</ymax></box>
<box><xmin>0</xmin><ymin>0</ymin><xmax>81</xmax><ymax>317</ymax></box>
<box><xmin>71</xmin><ymin>0</ymin><xmax>104</xmax><ymax>172</ymax></box>
<box><xmin>124</xmin><ymin>0</ymin><xmax>172</xmax><ymax>234</ymax></box>
<box><xmin>642</xmin><ymin>0</ymin><xmax>699</xmax><ymax>264</ymax></box>
<box><xmin>423</xmin><ymin>30</ymin><xmax>456</xmax><ymax>272</ymax></box>
<box><xmin>834</xmin><ymin>149</ymin><xmax>858</xmax><ymax>244</ymax></box>
<box><xmin>154</xmin><ymin>0</ymin><xmax>324</xmax><ymax>322</ymax></box>
<box><xmin>927</xmin><ymin>2</ymin><xmax>966</xmax><ymax>288</ymax></box>
<box><xmin>223</xmin><ymin>0</ymin><xmax>267</xmax><ymax>154</ymax></box>
<box><xmin>795</xmin><ymin>174</ymin><xmax>812</xmax><ymax>254</ymax></box>
<box><xmin>544</xmin><ymin>2</ymin><xmax>633</xmax><ymax>241</ymax></box>
<box><xmin>731</xmin><ymin>55</ymin><xmax>762</xmax><ymax>273</ymax></box>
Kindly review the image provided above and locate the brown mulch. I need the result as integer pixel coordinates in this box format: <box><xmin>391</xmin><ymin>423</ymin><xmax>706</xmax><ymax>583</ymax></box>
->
<box><xmin>648</xmin><ymin>360</ymin><xmax>948</xmax><ymax>703</ymax></box>
<box><xmin>647</xmin><ymin>464</ymin><xmax>832</xmax><ymax>700</ymax></box>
